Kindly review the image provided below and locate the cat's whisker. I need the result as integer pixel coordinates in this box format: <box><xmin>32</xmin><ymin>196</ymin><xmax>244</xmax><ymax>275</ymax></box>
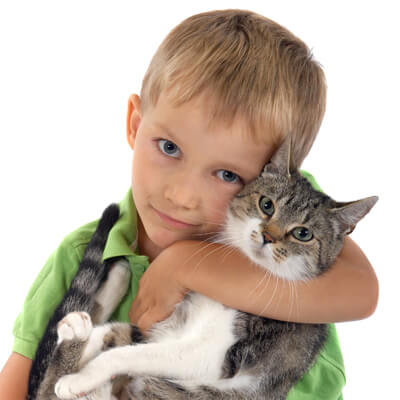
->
<box><xmin>253</xmin><ymin>271</ymin><xmax>274</xmax><ymax>308</ymax></box>
<box><xmin>181</xmin><ymin>240</ymin><xmax>224</xmax><ymax>268</ymax></box>
<box><xmin>287</xmin><ymin>280</ymin><xmax>296</xmax><ymax>323</ymax></box>
<box><xmin>247</xmin><ymin>268</ymin><xmax>271</xmax><ymax>302</ymax></box>
<box><xmin>191</xmin><ymin>243</ymin><xmax>239</xmax><ymax>274</ymax></box>
<box><xmin>293</xmin><ymin>282</ymin><xmax>300</xmax><ymax>319</ymax></box>
<box><xmin>190</xmin><ymin>214</ymin><xmax>228</xmax><ymax>227</ymax></box>
<box><xmin>299</xmin><ymin>275</ymin><xmax>312</xmax><ymax>289</ymax></box>
<box><xmin>215</xmin><ymin>239</ymin><xmax>242</xmax><ymax>249</ymax></box>
<box><xmin>190</xmin><ymin>231</ymin><xmax>221</xmax><ymax>238</ymax></box>
<box><xmin>258</xmin><ymin>273</ymin><xmax>280</xmax><ymax>318</ymax></box>
<box><xmin>219</xmin><ymin>244</ymin><xmax>240</xmax><ymax>264</ymax></box>
<box><xmin>184</xmin><ymin>243</ymin><xmax>235</xmax><ymax>277</ymax></box>
<box><xmin>275</xmin><ymin>277</ymin><xmax>286</xmax><ymax>317</ymax></box>
<box><xmin>210</xmin><ymin>235</ymin><xmax>244</xmax><ymax>248</ymax></box>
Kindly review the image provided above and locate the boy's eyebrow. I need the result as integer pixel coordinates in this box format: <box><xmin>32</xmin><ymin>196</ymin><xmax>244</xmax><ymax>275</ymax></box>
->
<box><xmin>218</xmin><ymin>161</ymin><xmax>257</xmax><ymax>179</ymax></box>
<box><xmin>154</xmin><ymin>122</ymin><xmax>178</xmax><ymax>142</ymax></box>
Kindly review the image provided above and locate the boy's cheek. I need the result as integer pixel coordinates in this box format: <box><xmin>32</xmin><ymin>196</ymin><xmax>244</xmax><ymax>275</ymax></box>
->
<box><xmin>203</xmin><ymin>194</ymin><xmax>232</xmax><ymax>227</ymax></box>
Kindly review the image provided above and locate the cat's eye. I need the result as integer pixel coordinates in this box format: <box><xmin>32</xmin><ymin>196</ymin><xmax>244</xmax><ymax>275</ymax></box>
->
<box><xmin>291</xmin><ymin>227</ymin><xmax>313</xmax><ymax>242</ymax></box>
<box><xmin>158</xmin><ymin>139</ymin><xmax>180</xmax><ymax>158</ymax></box>
<box><xmin>259</xmin><ymin>196</ymin><xmax>274</xmax><ymax>216</ymax></box>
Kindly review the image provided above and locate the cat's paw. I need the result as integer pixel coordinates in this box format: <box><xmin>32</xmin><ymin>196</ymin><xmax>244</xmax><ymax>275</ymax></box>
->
<box><xmin>55</xmin><ymin>358</ymin><xmax>111</xmax><ymax>400</ymax></box>
<box><xmin>57</xmin><ymin>312</ymin><xmax>93</xmax><ymax>344</ymax></box>
<box><xmin>54</xmin><ymin>373</ymin><xmax>94</xmax><ymax>400</ymax></box>
<box><xmin>54</xmin><ymin>373</ymin><xmax>81</xmax><ymax>399</ymax></box>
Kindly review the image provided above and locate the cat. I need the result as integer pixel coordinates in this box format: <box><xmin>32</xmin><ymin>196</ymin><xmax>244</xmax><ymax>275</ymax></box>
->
<box><xmin>28</xmin><ymin>204</ymin><xmax>132</xmax><ymax>400</ymax></box>
<box><xmin>36</xmin><ymin>138</ymin><xmax>377</xmax><ymax>400</ymax></box>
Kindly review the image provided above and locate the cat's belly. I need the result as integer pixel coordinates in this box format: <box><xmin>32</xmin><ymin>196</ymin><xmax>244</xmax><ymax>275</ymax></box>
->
<box><xmin>147</xmin><ymin>292</ymin><xmax>238</xmax><ymax>378</ymax></box>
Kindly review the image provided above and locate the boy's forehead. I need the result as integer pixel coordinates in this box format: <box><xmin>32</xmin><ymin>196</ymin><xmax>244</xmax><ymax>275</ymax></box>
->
<box><xmin>149</xmin><ymin>90</ymin><xmax>276</xmax><ymax>149</ymax></box>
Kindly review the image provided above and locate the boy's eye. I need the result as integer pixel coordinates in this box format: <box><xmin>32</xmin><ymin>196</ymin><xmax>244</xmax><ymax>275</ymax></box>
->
<box><xmin>158</xmin><ymin>139</ymin><xmax>180</xmax><ymax>158</ymax></box>
<box><xmin>216</xmin><ymin>170</ymin><xmax>241</xmax><ymax>184</ymax></box>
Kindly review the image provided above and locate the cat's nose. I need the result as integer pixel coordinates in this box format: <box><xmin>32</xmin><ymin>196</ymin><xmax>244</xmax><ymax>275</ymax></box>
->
<box><xmin>263</xmin><ymin>231</ymin><xmax>276</xmax><ymax>244</ymax></box>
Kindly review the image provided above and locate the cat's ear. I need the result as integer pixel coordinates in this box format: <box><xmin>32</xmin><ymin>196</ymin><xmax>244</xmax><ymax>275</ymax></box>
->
<box><xmin>262</xmin><ymin>135</ymin><xmax>297</xmax><ymax>178</ymax></box>
<box><xmin>331</xmin><ymin>196</ymin><xmax>378</xmax><ymax>234</ymax></box>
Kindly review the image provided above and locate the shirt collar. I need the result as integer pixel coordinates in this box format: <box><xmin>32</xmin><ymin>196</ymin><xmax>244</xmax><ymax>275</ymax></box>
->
<box><xmin>101</xmin><ymin>189</ymin><xmax>146</xmax><ymax>263</ymax></box>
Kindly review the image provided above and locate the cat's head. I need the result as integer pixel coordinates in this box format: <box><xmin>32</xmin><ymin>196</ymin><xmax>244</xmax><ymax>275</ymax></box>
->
<box><xmin>224</xmin><ymin>137</ymin><xmax>378</xmax><ymax>281</ymax></box>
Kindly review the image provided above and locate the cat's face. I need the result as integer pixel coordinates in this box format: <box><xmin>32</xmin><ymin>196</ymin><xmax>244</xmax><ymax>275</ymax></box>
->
<box><xmin>223</xmin><ymin>139</ymin><xmax>378</xmax><ymax>282</ymax></box>
<box><xmin>224</xmin><ymin>170</ymin><xmax>336</xmax><ymax>281</ymax></box>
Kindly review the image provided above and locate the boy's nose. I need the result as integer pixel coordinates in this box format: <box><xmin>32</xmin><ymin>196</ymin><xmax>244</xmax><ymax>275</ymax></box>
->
<box><xmin>164</xmin><ymin>181</ymin><xmax>200</xmax><ymax>210</ymax></box>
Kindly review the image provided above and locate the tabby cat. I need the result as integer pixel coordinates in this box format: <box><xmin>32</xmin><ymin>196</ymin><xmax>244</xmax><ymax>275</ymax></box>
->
<box><xmin>34</xmin><ymin>139</ymin><xmax>377</xmax><ymax>400</ymax></box>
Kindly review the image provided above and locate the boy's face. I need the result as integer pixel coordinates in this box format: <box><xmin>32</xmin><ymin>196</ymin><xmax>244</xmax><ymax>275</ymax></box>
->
<box><xmin>127</xmin><ymin>92</ymin><xmax>275</xmax><ymax>260</ymax></box>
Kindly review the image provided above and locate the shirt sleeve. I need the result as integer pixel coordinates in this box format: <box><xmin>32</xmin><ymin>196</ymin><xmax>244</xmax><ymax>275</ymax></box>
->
<box><xmin>12</xmin><ymin>236</ymin><xmax>84</xmax><ymax>359</ymax></box>
<box><xmin>300</xmin><ymin>169</ymin><xmax>323</xmax><ymax>193</ymax></box>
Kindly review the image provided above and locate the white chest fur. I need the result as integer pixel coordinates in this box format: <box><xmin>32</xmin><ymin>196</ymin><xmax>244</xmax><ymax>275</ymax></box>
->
<box><xmin>148</xmin><ymin>292</ymin><xmax>239</xmax><ymax>379</ymax></box>
<box><xmin>55</xmin><ymin>294</ymin><xmax>252</xmax><ymax>398</ymax></box>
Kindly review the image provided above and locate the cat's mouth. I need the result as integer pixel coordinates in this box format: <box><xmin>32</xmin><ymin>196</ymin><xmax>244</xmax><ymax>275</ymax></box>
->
<box><xmin>262</xmin><ymin>231</ymin><xmax>277</xmax><ymax>244</ymax></box>
<box><xmin>250</xmin><ymin>230</ymin><xmax>271</xmax><ymax>256</ymax></box>
<box><xmin>249</xmin><ymin>230</ymin><xmax>278</xmax><ymax>260</ymax></box>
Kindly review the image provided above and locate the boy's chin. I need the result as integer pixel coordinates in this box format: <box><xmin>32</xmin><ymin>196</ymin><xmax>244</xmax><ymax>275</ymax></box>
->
<box><xmin>147</xmin><ymin>229</ymin><xmax>190</xmax><ymax>251</ymax></box>
<box><xmin>154</xmin><ymin>232</ymin><xmax>186</xmax><ymax>248</ymax></box>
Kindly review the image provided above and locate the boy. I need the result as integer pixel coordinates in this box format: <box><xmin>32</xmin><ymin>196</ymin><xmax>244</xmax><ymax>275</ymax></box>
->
<box><xmin>0</xmin><ymin>9</ymin><xmax>378</xmax><ymax>399</ymax></box>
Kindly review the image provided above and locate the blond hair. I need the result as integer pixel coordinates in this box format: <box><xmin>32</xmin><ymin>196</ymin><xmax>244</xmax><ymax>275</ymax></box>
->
<box><xmin>140</xmin><ymin>9</ymin><xmax>326</xmax><ymax>165</ymax></box>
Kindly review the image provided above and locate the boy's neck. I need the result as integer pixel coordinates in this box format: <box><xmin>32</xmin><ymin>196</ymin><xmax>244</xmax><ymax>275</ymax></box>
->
<box><xmin>137</xmin><ymin>217</ymin><xmax>162</xmax><ymax>262</ymax></box>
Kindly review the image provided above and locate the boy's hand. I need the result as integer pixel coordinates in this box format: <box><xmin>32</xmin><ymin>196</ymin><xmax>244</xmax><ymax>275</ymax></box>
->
<box><xmin>129</xmin><ymin>245</ymin><xmax>188</xmax><ymax>333</ymax></box>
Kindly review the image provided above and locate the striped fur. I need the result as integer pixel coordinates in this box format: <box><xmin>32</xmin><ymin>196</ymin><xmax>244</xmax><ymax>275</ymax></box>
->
<box><xmin>27</xmin><ymin>204</ymin><xmax>120</xmax><ymax>400</ymax></box>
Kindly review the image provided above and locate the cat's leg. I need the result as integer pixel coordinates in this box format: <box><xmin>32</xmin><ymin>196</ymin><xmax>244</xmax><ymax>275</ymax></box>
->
<box><xmin>55</xmin><ymin>338</ymin><xmax>231</xmax><ymax>399</ymax></box>
<box><xmin>91</xmin><ymin>258</ymin><xmax>131</xmax><ymax>324</ymax></box>
<box><xmin>36</xmin><ymin>312</ymin><xmax>111</xmax><ymax>400</ymax></box>
<box><xmin>58</xmin><ymin>311</ymin><xmax>140</xmax><ymax>367</ymax></box>
<box><xmin>53</xmin><ymin>312</ymin><xmax>143</xmax><ymax>399</ymax></box>
<box><xmin>54</xmin><ymin>312</ymin><xmax>115</xmax><ymax>400</ymax></box>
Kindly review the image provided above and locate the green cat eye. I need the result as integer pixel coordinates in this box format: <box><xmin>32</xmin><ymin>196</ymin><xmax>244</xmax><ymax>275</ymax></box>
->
<box><xmin>291</xmin><ymin>227</ymin><xmax>313</xmax><ymax>242</ymax></box>
<box><xmin>259</xmin><ymin>196</ymin><xmax>275</xmax><ymax>216</ymax></box>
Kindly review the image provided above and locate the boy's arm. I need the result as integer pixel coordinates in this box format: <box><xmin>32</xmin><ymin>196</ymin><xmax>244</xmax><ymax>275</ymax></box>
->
<box><xmin>130</xmin><ymin>236</ymin><xmax>378</xmax><ymax>331</ymax></box>
<box><xmin>0</xmin><ymin>352</ymin><xmax>31</xmax><ymax>399</ymax></box>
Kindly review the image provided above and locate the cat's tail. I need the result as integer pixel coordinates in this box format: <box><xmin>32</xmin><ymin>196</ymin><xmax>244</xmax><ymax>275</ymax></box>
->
<box><xmin>64</xmin><ymin>203</ymin><xmax>120</xmax><ymax>311</ymax></box>
<box><xmin>27</xmin><ymin>203</ymin><xmax>120</xmax><ymax>400</ymax></box>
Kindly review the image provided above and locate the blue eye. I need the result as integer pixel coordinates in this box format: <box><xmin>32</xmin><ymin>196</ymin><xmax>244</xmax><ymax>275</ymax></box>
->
<box><xmin>216</xmin><ymin>170</ymin><xmax>240</xmax><ymax>184</ymax></box>
<box><xmin>158</xmin><ymin>139</ymin><xmax>180</xmax><ymax>158</ymax></box>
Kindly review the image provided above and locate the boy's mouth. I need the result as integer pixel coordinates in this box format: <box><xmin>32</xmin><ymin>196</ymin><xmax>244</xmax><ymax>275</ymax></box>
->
<box><xmin>152</xmin><ymin>207</ymin><xmax>198</xmax><ymax>229</ymax></box>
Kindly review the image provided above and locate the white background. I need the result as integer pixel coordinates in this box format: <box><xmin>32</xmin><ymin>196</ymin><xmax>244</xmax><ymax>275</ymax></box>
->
<box><xmin>0</xmin><ymin>1</ymin><xmax>398</xmax><ymax>398</ymax></box>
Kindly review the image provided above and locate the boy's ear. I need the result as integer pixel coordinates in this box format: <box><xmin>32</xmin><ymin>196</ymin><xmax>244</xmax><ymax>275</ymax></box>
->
<box><xmin>126</xmin><ymin>94</ymin><xmax>142</xmax><ymax>150</ymax></box>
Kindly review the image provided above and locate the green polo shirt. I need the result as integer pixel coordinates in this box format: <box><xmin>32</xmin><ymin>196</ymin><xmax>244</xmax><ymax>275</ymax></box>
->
<box><xmin>13</xmin><ymin>173</ymin><xmax>345</xmax><ymax>399</ymax></box>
